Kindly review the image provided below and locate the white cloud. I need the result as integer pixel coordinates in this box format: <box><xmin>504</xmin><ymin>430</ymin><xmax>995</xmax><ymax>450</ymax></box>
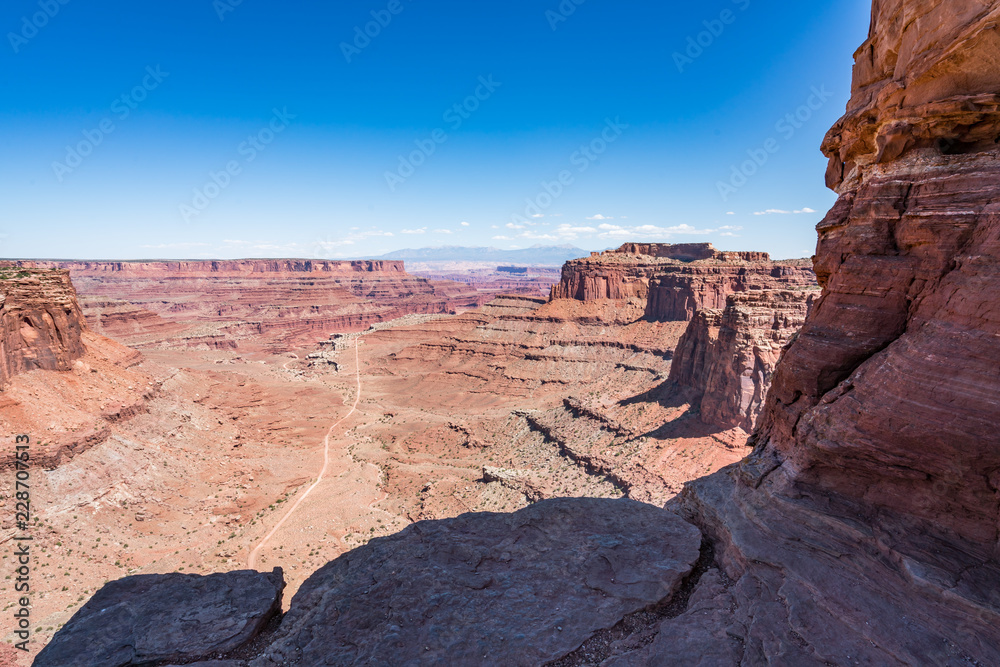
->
<box><xmin>401</xmin><ymin>227</ymin><xmax>427</xmax><ymax>234</ymax></box>
<box><xmin>753</xmin><ymin>208</ymin><xmax>817</xmax><ymax>216</ymax></box>
<box><xmin>492</xmin><ymin>235</ymin><xmax>513</xmax><ymax>240</ymax></box>
<box><xmin>311</xmin><ymin>228</ymin><xmax>395</xmax><ymax>257</ymax></box>
<box><xmin>460</xmin><ymin>221</ymin><xmax>470</xmax><ymax>227</ymax></box>
<box><xmin>586</xmin><ymin>214</ymin><xmax>614</xmax><ymax>220</ymax></box>
<box><xmin>506</xmin><ymin>222</ymin><xmax>525</xmax><ymax>230</ymax></box>
<box><xmin>726</xmin><ymin>211</ymin><xmax>735</xmax><ymax>215</ymax></box>
<box><xmin>141</xmin><ymin>242</ymin><xmax>211</xmax><ymax>249</ymax></box>
<box><xmin>433</xmin><ymin>229</ymin><xmax>453</xmax><ymax>234</ymax></box>
<box><xmin>530</xmin><ymin>214</ymin><xmax>544</xmax><ymax>219</ymax></box>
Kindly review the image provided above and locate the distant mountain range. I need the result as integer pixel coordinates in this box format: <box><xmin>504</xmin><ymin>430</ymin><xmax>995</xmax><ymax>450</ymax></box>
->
<box><xmin>366</xmin><ymin>245</ymin><xmax>590</xmax><ymax>266</ymax></box>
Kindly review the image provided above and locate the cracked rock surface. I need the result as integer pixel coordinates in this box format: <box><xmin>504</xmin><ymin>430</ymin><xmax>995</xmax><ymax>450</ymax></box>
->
<box><xmin>250</xmin><ymin>498</ymin><xmax>700</xmax><ymax>666</ymax></box>
<box><xmin>33</xmin><ymin>568</ymin><xmax>284</xmax><ymax>667</ymax></box>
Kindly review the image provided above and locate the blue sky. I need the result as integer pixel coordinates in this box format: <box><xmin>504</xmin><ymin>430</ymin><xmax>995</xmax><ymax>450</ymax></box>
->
<box><xmin>0</xmin><ymin>0</ymin><xmax>871</xmax><ymax>260</ymax></box>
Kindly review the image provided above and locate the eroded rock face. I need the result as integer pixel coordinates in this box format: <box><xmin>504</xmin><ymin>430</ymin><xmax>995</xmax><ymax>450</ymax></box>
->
<box><xmin>33</xmin><ymin>568</ymin><xmax>284</xmax><ymax>667</ymax></box>
<box><xmin>550</xmin><ymin>243</ymin><xmax>815</xmax><ymax>322</ymax></box>
<box><xmin>641</xmin><ymin>1</ymin><xmax>1000</xmax><ymax>664</ymax></box>
<box><xmin>0</xmin><ymin>268</ymin><xmax>87</xmax><ymax>386</ymax></box>
<box><xmin>250</xmin><ymin>498</ymin><xmax>700</xmax><ymax>666</ymax></box>
<box><xmin>17</xmin><ymin>260</ymin><xmax>488</xmax><ymax>351</ymax></box>
<box><xmin>669</xmin><ymin>290</ymin><xmax>815</xmax><ymax>432</ymax></box>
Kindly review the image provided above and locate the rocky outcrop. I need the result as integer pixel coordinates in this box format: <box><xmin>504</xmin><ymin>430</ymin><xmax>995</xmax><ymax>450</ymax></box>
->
<box><xmin>550</xmin><ymin>243</ymin><xmax>815</xmax><ymax>321</ymax></box>
<box><xmin>640</xmin><ymin>1</ymin><xmax>1000</xmax><ymax>664</ymax></box>
<box><xmin>34</xmin><ymin>568</ymin><xmax>284</xmax><ymax>667</ymax></box>
<box><xmin>669</xmin><ymin>290</ymin><xmax>816</xmax><ymax>432</ymax></box>
<box><xmin>250</xmin><ymin>498</ymin><xmax>700</xmax><ymax>666</ymax></box>
<box><xmin>34</xmin><ymin>2</ymin><xmax>1000</xmax><ymax>664</ymax></box>
<box><xmin>0</xmin><ymin>268</ymin><xmax>87</xmax><ymax>386</ymax></box>
<box><xmin>645</xmin><ymin>262</ymin><xmax>815</xmax><ymax>321</ymax></box>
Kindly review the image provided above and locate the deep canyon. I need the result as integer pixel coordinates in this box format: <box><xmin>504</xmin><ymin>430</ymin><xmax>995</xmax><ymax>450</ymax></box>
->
<box><xmin>7</xmin><ymin>0</ymin><xmax>1000</xmax><ymax>664</ymax></box>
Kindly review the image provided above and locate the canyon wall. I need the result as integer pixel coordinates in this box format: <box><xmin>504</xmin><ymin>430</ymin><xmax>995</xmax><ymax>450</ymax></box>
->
<box><xmin>657</xmin><ymin>1</ymin><xmax>1000</xmax><ymax>663</ymax></box>
<box><xmin>0</xmin><ymin>268</ymin><xmax>87</xmax><ymax>386</ymax></box>
<box><xmin>551</xmin><ymin>243</ymin><xmax>815</xmax><ymax>321</ymax></box>
<box><xmin>32</xmin><ymin>2</ymin><xmax>1000</xmax><ymax>664</ymax></box>
<box><xmin>669</xmin><ymin>289</ymin><xmax>815</xmax><ymax>432</ymax></box>
<box><xmin>18</xmin><ymin>260</ymin><xmax>489</xmax><ymax>350</ymax></box>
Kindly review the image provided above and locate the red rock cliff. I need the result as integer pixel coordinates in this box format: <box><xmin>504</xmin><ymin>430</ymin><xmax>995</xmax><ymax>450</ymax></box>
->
<box><xmin>661</xmin><ymin>2</ymin><xmax>1000</xmax><ymax>664</ymax></box>
<box><xmin>0</xmin><ymin>268</ymin><xmax>87</xmax><ymax>386</ymax></box>
<box><xmin>551</xmin><ymin>243</ymin><xmax>815</xmax><ymax>321</ymax></box>
<box><xmin>16</xmin><ymin>260</ymin><xmax>488</xmax><ymax>350</ymax></box>
<box><xmin>669</xmin><ymin>289</ymin><xmax>815</xmax><ymax>432</ymax></box>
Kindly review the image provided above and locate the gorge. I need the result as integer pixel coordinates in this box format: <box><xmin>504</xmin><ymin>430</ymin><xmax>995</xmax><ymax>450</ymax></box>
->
<box><xmin>13</xmin><ymin>0</ymin><xmax>1000</xmax><ymax>664</ymax></box>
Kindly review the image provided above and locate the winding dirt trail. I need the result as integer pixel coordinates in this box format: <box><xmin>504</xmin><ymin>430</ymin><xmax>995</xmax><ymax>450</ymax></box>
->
<box><xmin>249</xmin><ymin>340</ymin><xmax>361</xmax><ymax>570</ymax></box>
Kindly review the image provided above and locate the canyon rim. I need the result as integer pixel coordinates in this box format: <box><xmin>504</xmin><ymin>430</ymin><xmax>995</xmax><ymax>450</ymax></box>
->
<box><xmin>3</xmin><ymin>0</ymin><xmax>999</xmax><ymax>665</ymax></box>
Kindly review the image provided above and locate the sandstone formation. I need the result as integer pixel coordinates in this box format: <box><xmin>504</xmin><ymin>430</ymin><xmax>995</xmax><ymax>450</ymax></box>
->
<box><xmin>669</xmin><ymin>290</ymin><xmax>816</xmax><ymax>432</ymax></box>
<box><xmin>17</xmin><ymin>260</ymin><xmax>488</xmax><ymax>351</ymax></box>
<box><xmin>0</xmin><ymin>267</ymin><xmax>87</xmax><ymax>386</ymax></box>
<box><xmin>30</xmin><ymin>2</ymin><xmax>1000</xmax><ymax>663</ymax></box>
<box><xmin>625</xmin><ymin>1</ymin><xmax>1000</xmax><ymax>663</ymax></box>
<box><xmin>248</xmin><ymin>498</ymin><xmax>700</xmax><ymax>666</ymax></box>
<box><xmin>551</xmin><ymin>243</ymin><xmax>815</xmax><ymax>321</ymax></box>
<box><xmin>34</xmin><ymin>568</ymin><xmax>284</xmax><ymax>667</ymax></box>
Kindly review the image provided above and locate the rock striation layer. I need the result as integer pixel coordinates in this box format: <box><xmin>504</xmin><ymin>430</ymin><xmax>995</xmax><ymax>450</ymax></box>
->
<box><xmin>33</xmin><ymin>2</ymin><xmax>1000</xmax><ymax>664</ymax></box>
<box><xmin>669</xmin><ymin>290</ymin><xmax>816</xmax><ymax>432</ymax></box>
<box><xmin>550</xmin><ymin>243</ymin><xmax>815</xmax><ymax>321</ymax></box>
<box><xmin>0</xmin><ymin>267</ymin><xmax>87</xmax><ymax>386</ymax></box>
<box><xmin>17</xmin><ymin>260</ymin><xmax>488</xmax><ymax>351</ymax></box>
<box><xmin>628</xmin><ymin>1</ymin><xmax>1000</xmax><ymax>664</ymax></box>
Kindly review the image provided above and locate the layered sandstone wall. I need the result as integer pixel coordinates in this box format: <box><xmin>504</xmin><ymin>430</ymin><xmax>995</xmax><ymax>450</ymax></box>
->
<box><xmin>20</xmin><ymin>259</ymin><xmax>407</xmax><ymax>275</ymax></box>
<box><xmin>669</xmin><ymin>290</ymin><xmax>815</xmax><ymax>432</ymax></box>
<box><xmin>644</xmin><ymin>263</ymin><xmax>814</xmax><ymax>321</ymax></box>
<box><xmin>750</xmin><ymin>0</ymin><xmax>1000</xmax><ymax>554</ymax></box>
<box><xmin>0</xmin><ymin>268</ymin><xmax>87</xmax><ymax>386</ymax></box>
<box><xmin>550</xmin><ymin>243</ymin><xmax>815</xmax><ymax>321</ymax></box>
<box><xmin>662</xmin><ymin>1</ymin><xmax>1000</xmax><ymax>663</ymax></box>
<box><xmin>17</xmin><ymin>259</ymin><xmax>489</xmax><ymax>350</ymax></box>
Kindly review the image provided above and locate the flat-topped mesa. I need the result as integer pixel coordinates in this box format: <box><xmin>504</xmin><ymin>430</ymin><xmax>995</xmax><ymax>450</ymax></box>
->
<box><xmin>615</xmin><ymin>242</ymin><xmax>770</xmax><ymax>263</ymax></box>
<box><xmin>0</xmin><ymin>267</ymin><xmax>87</xmax><ymax>386</ymax></box>
<box><xmin>550</xmin><ymin>242</ymin><xmax>815</xmax><ymax>321</ymax></box>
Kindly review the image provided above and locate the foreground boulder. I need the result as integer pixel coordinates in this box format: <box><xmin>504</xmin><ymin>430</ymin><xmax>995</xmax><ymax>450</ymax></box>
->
<box><xmin>251</xmin><ymin>498</ymin><xmax>700</xmax><ymax>666</ymax></box>
<box><xmin>34</xmin><ymin>568</ymin><xmax>284</xmax><ymax>667</ymax></box>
